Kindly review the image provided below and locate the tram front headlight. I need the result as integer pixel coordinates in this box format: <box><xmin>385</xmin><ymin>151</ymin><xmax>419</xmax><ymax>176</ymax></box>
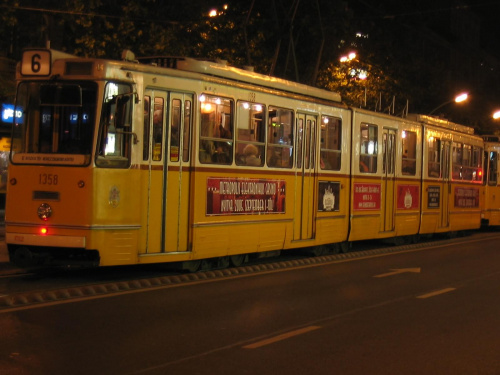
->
<box><xmin>37</xmin><ymin>203</ymin><xmax>52</xmax><ymax>221</ymax></box>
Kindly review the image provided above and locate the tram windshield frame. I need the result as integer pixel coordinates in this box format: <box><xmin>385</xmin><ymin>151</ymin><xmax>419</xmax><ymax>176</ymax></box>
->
<box><xmin>10</xmin><ymin>81</ymin><xmax>97</xmax><ymax>166</ymax></box>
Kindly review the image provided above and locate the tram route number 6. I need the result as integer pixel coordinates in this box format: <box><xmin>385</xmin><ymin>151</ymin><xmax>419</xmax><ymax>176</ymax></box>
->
<box><xmin>21</xmin><ymin>49</ymin><xmax>51</xmax><ymax>76</ymax></box>
<box><xmin>39</xmin><ymin>173</ymin><xmax>58</xmax><ymax>186</ymax></box>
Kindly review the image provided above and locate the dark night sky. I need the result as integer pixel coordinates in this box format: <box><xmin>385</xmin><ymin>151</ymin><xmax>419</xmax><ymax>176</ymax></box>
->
<box><xmin>351</xmin><ymin>0</ymin><xmax>500</xmax><ymax>55</ymax></box>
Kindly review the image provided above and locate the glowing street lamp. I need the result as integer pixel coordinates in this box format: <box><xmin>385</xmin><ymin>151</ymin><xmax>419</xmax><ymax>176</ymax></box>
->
<box><xmin>493</xmin><ymin>110</ymin><xmax>500</xmax><ymax>120</ymax></box>
<box><xmin>208</xmin><ymin>4</ymin><xmax>228</xmax><ymax>17</ymax></box>
<box><xmin>340</xmin><ymin>52</ymin><xmax>356</xmax><ymax>62</ymax></box>
<box><xmin>454</xmin><ymin>93</ymin><xmax>468</xmax><ymax>103</ymax></box>
<box><xmin>429</xmin><ymin>92</ymin><xmax>469</xmax><ymax>115</ymax></box>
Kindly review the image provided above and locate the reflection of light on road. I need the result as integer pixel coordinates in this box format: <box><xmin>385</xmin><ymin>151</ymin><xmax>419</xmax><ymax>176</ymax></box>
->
<box><xmin>417</xmin><ymin>287</ymin><xmax>456</xmax><ymax>299</ymax></box>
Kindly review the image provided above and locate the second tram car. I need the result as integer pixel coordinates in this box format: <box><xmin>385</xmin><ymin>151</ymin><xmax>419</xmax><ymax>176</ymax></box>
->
<box><xmin>482</xmin><ymin>135</ymin><xmax>500</xmax><ymax>226</ymax></box>
<box><xmin>4</xmin><ymin>48</ymin><xmax>491</xmax><ymax>269</ymax></box>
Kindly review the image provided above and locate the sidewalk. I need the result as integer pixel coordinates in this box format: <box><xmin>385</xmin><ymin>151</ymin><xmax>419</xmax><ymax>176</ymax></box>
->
<box><xmin>0</xmin><ymin>227</ymin><xmax>27</xmax><ymax>275</ymax></box>
<box><xmin>0</xmin><ymin>213</ymin><xmax>25</xmax><ymax>275</ymax></box>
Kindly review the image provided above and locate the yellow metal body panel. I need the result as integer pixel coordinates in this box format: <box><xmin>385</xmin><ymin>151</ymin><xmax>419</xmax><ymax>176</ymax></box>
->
<box><xmin>394</xmin><ymin>182</ymin><xmax>420</xmax><ymax>236</ymax></box>
<box><xmin>315</xmin><ymin>175</ymin><xmax>350</xmax><ymax>244</ymax></box>
<box><xmin>420</xmin><ymin>181</ymin><xmax>448</xmax><ymax>234</ymax></box>
<box><xmin>349</xmin><ymin>176</ymin><xmax>389</xmax><ymax>241</ymax></box>
<box><xmin>449</xmin><ymin>183</ymin><xmax>482</xmax><ymax>231</ymax></box>
<box><xmin>483</xmin><ymin>184</ymin><xmax>500</xmax><ymax>226</ymax></box>
<box><xmin>6</xmin><ymin>164</ymin><xmax>143</xmax><ymax>266</ymax></box>
<box><xmin>6</xmin><ymin>165</ymin><xmax>93</xmax><ymax>228</ymax></box>
<box><xmin>190</xmin><ymin>170</ymin><xmax>292</xmax><ymax>258</ymax></box>
<box><xmin>482</xmin><ymin>141</ymin><xmax>500</xmax><ymax>226</ymax></box>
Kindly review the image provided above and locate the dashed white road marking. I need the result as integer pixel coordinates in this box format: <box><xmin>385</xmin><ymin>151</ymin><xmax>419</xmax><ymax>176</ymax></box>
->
<box><xmin>243</xmin><ymin>326</ymin><xmax>321</xmax><ymax>349</ymax></box>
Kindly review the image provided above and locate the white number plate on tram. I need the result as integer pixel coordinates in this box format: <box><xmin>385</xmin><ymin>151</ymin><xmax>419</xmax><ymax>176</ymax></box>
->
<box><xmin>21</xmin><ymin>49</ymin><xmax>51</xmax><ymax>76</ymax></box>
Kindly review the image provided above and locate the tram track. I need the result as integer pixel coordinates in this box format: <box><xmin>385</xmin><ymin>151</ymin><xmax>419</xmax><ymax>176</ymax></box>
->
<box><xmin>1</xmin><ymin>231</ymin><xmax>499</xmax><ymax>313</ymax></box>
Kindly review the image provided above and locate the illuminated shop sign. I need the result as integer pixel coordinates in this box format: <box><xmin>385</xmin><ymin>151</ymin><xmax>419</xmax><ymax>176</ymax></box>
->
<box><xmin>1</xmin><ymin>104</ymin><xmax>22</xmax><ymax>124</ymax></box>
<box><xmin>69</xmin><ymin>113</ymin><xmax>89</xmax><ymax>125</ymax></box>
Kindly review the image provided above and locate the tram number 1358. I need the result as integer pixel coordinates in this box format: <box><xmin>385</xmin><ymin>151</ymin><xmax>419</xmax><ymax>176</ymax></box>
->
<box><xmin>39</xmin><ymin>173</ymin><xmax>58</xmax><ymax>185</ymax></box>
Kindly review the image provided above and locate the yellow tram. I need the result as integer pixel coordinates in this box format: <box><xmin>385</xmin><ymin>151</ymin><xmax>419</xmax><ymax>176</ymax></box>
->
<box><xmin>5</xmin><ymin>48</ymin><xmax>486</xmax><ymax>269</ymax></box>
<box><xmin>417</xmin><ymin>115</ymin><xmax>484</xmax><ymax>234</ymax></box>
<box><xmin>482</xmin><ymin>135</ymin><xmax>500</xmax><ymax>226</ymax></box>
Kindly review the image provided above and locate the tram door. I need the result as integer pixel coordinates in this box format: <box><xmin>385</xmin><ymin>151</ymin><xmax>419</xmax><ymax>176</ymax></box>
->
<box><xmin>440</xmin><ymin>141</ymin><xmax>451</xmax><ymax>228</ymax></box>
<box><xmin>144</xmin><ymin>90</ymin><xmax>192</xmax><ymax>253</ymax></box>
<box><xmin>293</xmin><ymin>113</ymin><xmax>317</xmax><ymax>241</ymax></box>
<box><xmin>382</xmin><ymin>128</ymin><xmax>396</xmax><ymax>232</ymax></box>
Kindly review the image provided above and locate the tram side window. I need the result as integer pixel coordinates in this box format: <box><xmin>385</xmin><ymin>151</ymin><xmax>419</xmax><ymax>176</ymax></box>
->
<box><xmin>96</xmin><ymin>82</ymin><xmax>134</xmax><ymax>168</ymax></box>
<box><xmin>199</xmin><ymin>95</ymin><xmax>233</xmax><ymax>165</ymax></box>
<box><xmin>472</xmin><ymin>146</ymin><xmax>483</xmax><ymax>182</ymax></box>
<box><xmin>296</xmin><ymin>118</ymin><xmax>315</xmax><ymax>169</ymax></box>
<box><xmin>267</xmin><ymin>107</ymin><xmax>294</xmax><ymax>168</ymax></box>
<box><xmin>452</xmin><ymin>142</ymin><xmax>463</xmax><ymax>180</ymax></box>
<box><xmin>359</xmin><ymin>123</ymin><xmax>377</xmax><ymax>173</ymax></box>
<box><xmin>296</xmin><ymin>117</ymin><xmax>304</xmax><ymax>168</ymax></box>
<box><xmin>489</xmin><ymin>151</ymin><xmax>498</xmax><ymax>185</ymax></box>
<box><xmin>170</xmin><ymin>99</ymin><xmax>192</xmax><ymax>162</ymax></box>
<box><xmin>428</xmin><ymin>137</ymin><xmax>441</xmax><ymax>178</ymax></box>
<box><xmin>401</xmin><ymin>130</ymin><xmax>417</xmax><ymax>175</ymax></box>
<box><xmin>170</xmin><ymin>99</ymin><xmax>181</xmax><ymax>162</ymax></box>
<box><xmin>235</xmin><ymin>101</ymin><xmax>265</xmax><ymax>167</ymax></box>
<box><xmin>320</xmin><ymin>116</ymin><xmax>341</xmax><ymax>171</ymax></box>
<box><xmin>461</xmin><ymin>144</ymin><xmax>473</xmax><ymax>180</ymax></box>
<box><xmin>183</xmin><ymin>100</ymin><xmax>192</xmax><ymax>162</ymax></box>
<box><xmin>151</xmin><ymin>98</ymin><xmax>164</xmax><ymax>161</ymax></box>
<box><xmin>143</xmin><ymin>96</ymin><xmax>151</xmax><ymax>161</ymax></box>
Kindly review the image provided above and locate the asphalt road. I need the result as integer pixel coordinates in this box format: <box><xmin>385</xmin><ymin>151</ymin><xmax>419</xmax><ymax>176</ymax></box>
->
<box><xmin>1</xmin><ymin>232</ymin><xmax>500</xmax><ymax>374</ymax></box>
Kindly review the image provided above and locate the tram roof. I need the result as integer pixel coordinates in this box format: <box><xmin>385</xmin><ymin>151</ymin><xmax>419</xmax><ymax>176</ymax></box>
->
<box><xmin>137</xmin><ymin>56</ymin><xmax>342</xmax><ymax>104</ymax></box>
<box><xmin>407</xmin><ymin>114</ymin><xmax>475</xmax><ymax>135</ymax></box>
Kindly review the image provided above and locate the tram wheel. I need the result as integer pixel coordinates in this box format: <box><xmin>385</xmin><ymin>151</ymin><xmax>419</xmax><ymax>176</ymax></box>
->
<box><xmin>217</xmin><ymin>256</ymin><xmax>230</xmax><ymax>269</ymax></box>
<box><xmin>330</xmin><ymin>243</ymin><xmax>340</xmax><ymax>254</ymax></box>
<box><xmin>339</xmin><ymin>242</ymin><xmax>350</xmax><ymax>253</ymax></box>
<box><xmin>309</xmin><ymin>245</ymin><xmax>327</xmax><ymax>257</ymax></box>
<box><xmin>230</xmin><ymin>254</ymin><xmax>246</xmax><ymax>267</ymax></box>
<box><xmin>182</xmin><ymin>260</ymin><xmax>201</xmax><ymax>273</ymax></box>
<box><xmin>409</xmin><ymin>234</ymin><xmax>420</xmax><ymax>244</ymax></box>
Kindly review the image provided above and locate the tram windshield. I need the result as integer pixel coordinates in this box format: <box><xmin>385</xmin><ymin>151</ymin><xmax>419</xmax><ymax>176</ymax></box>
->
<box><xmin>11</xmin><ymin>81</ymin><xmax>97</xmax><ymax>165</ymax></box>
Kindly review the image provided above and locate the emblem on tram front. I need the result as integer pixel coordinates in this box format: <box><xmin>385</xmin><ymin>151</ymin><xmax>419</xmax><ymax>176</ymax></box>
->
<box><xmin>109</xmin><ymin>185</ymin><xmax>120</xmax><ymax>208</ymax></box>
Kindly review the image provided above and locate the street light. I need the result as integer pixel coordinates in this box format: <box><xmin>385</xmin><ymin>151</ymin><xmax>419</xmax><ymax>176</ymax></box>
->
<box><xmin>493</xmin><ymin>110</ymin><xmax>500</xmax><ymax>120</ymax></box>
<box><xmin>428</xmin><ymin>92</ymin><xmax>468</xmax><ymax>115</ymax></box>
<box><xmin>340</xmin><ymin>52</ymin><xmax>356</xmax><ymax>62</ymax></box>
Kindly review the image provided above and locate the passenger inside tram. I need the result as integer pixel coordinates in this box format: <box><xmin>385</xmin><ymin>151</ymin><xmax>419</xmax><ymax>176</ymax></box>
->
<box><xmin>242</xmin><ymin>144</ymin><xmax>261</xmax><ymax>166</ymax></box>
